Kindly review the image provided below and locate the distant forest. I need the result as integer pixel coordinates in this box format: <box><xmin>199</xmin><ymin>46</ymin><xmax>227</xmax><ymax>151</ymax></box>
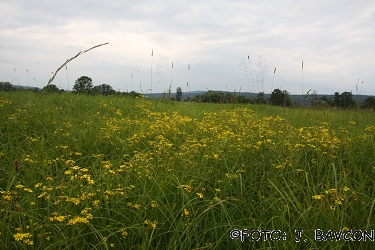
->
<box><xmin>1</xmin><ymin>78</ymin><xmax>375</xmax><ymax>110</ymax></box>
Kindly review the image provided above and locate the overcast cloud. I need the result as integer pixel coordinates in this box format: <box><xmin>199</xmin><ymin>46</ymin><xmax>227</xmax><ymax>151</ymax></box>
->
<box><xmin>1</xmin><ymin>0</ymin><xmax>374</xmax><ymax>95</ymax></box>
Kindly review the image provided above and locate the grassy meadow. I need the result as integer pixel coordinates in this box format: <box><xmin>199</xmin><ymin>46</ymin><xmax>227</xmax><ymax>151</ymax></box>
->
<box><xmin>1</xmin><ymin>91</ymin><xmax>375</xmax><ymax>249</ymax></box>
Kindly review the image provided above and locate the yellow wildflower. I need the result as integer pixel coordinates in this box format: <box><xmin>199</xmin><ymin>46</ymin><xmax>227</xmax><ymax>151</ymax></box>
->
<box><xmin>150</xmin><ymin>221</ymin><xmax>157</xmax><ymax>229</ymax></box>
<box><xmin>312</xmin><ymin>194</ymin><xmax>324</xmax><ymax>200</ymax></box>
<box><xmin>14</xmin><ymin>233</ymin><xmax>24</xmax><ymax>241</ymax></box>
<box><xmin>121</xmin><ymin>230</ymin><xmax>128</xmax><ymax>238</ymax></box>
<box><xmin>183</xmin><ymin>208</ymin><xmax>189</xmax><ymax>216</ymax></box>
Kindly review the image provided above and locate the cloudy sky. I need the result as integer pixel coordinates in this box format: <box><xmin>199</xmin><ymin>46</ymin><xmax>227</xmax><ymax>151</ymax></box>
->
<box><xmin>1</xmin><ymin>0</ymin><xmax>374</xmax><ymax>95</ymax></box>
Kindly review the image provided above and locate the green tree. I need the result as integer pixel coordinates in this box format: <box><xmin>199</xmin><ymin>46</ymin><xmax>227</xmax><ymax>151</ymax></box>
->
<box><xmin>285</xmin><ymin>92</ymin><xmax>296</xmax><ymax>107</ymax></box>
<box><xmin>269</xmin><ymin>89</ymin><xmax>294</xmax><ymax>107</ymax></box>
<box><xmin>224</xmin><ymin>92</ymin><xmax>233</xmax><ymax>103</ymax></box>
<box><xmin>192</xmin><ymin>94</ymin><xmax>201</xmax><ymax>102</ymax></box>
<box><xmin>183</xmin><ymin>96</ymin><xmax>191</xmax><ymax>102</ymax></box>
<box><xmin>319</xmin><ymin>96</ymin><xmax>333</xmax><ymax>107</ymax></box>
<box><xmin>255</xmin><ymin>92</ymin><xmax>266</xmax><ymax>104</ymax></box>
<box><xmin>73</xmin><ymin>76</ymin><xmax>93</xmax><ymax>95</ymax></box>
<box><xmin>92</xmin><ymin>86</ymin><xmax>100</xmax><ymax>95</ymax></box>
<box><xmin>92</xmin><ymin>84</ymin><xmax>115</xmax><ymax>96</ymax></box>
<box><xmin>334</xmin><ymin>91</ymin><xmax>355</xmax><ymax>108</ymax></box>
<box><xmin>0</xmin><ymin>81</ymin><xmax>14</xmax><ymax>91</ymax></box>
<box><xmin>333</xmin><ymin>92</ymin><xmax>342</xmax><ymax>107</ymax></box>
<box><xmin>269</xmin><ymin>89</ymin><xmax>285</xmax><ymax>106</ymax></box>
<box><xmin>42</xmin><ymin>84</ymin><xmax>60</xmax><ymax>93</ymax></box>
<box><xmin>236</xmin><ymin>94</ymin><xmax>252</xmax><ymax>104</ymax></box>
<box><xmin>176</xmin><ymin>87</ymin><xmax>182</xmax><ymax>101</ymax></box>
<box><xmin>204</xmin><ymin>91</ymin><xmax>224</xmax><ymax>103</ymax></box>
<box><xmin>341</xmin><ymin>92</ymin><xmax>355</xmax><ymax>108</ymax></box>
<box><xmin>362</xmin><ymin>97</ymin><xmax>375</xmax><ymax>109</ymax></box>
<box><xmin>129</xmin><ymin>91</ymin><xmax>142</xmax><ymax>98</ymax></box>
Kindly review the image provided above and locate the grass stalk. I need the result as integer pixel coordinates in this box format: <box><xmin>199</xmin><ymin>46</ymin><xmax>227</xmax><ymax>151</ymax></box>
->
<box><xmin>302</xmin><ymin>61</ymin><xmax>304</xmax><ymax>107</ymax></box>
<box><xmin>26</xmin><ymin>69</ymin><xmax>30</xmax><ymax>87</ymax></box>
<box><xmin>44</xmin><ymin>42</ymin><xmax>109</xmax><ymax>94</ymax></box>
<box><xmin>13</xmin><ymin>68</ymin><xmax>19</xmax><ymax>86</ymax></box>
<box><xmin>171</xmin><ymin>62</ymin><xmax>173</xmax><ymax>95</ymax></box>
<box><xmin>332</xmin><ymin>163</ymin><xmax>338</xmax><ymax>193</ymax></box>
<box><xmin>65</xmin><ymin>65</ymin><xmax>70</xmax><ymax>91</ymax></box>
<box><xmin>271</xmin><ymin>67</ymin><xmax>276</xmax><ymax>94</ymax></box>
<box><xmin>188</xmin><ymin>64</ymin><xmax>190</xmax><ymax>97</ymax></box>
<box><xmin>151</xmin><ymin>49</ymin><xmax>153</xmax><ymax>97</ymax></box>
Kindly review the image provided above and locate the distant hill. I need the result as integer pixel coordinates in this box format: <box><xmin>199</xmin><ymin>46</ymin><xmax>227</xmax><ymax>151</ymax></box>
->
<box><xmin>144</xmin><ymin>90</ymin><xmax>374</xmax><ymax>106</ymax></box>
<box><xmin>12</xmin><ymin>84</ymin><xmax>41</xmax><ymax>90</ymax></box>
<box><xmin>9</xmin><ymin>85</ymin><xmax>374</xmax><ymax>106</ymax></box>
<box><xmin>10</xmin><ymin>84</ymin><xmax>71</xmax><ymax>92</ymax></box>
<box><xmin>143</xmin><ymin>90</ymin><xmax>206</xmax><ymax>99</ymax></box>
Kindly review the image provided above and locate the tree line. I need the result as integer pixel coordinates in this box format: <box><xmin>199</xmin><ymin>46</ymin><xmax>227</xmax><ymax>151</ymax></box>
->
<box><xmin>180</xmin><ymin>88</ymin><xmax>375</xmax><ymax>109</ymax></box>
<box><xmin>0</xmin><ymin>76</ymin><xmax>142</xmax><ymax>98</ymax></box>
<box><xmin>1</xmin><ymin>78</ymin><xmax>375</xmax><ymax>109</ymax></box>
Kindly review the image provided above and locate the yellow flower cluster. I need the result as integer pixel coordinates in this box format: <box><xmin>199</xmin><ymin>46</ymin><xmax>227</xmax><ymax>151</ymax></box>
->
<box><xmin>67</xmin><ymin>216</ymin><xmax>89</xmax><ymax>225</ymax></box>
<box><xmin>13</xmin><ymin>232</ymin><xmax>33</xmax><ymax>245</ymax></box>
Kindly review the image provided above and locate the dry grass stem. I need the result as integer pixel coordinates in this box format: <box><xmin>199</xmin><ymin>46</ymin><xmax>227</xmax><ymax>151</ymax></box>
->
<box><xmin>45</xmin><ymin>42</ymin><xmax>109</xmax><ymax>91</ymax></box>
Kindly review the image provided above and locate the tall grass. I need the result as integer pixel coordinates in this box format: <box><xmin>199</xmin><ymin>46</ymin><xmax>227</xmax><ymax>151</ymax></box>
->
<box><xmin>0</xmin><ymin>91</ymin><xmax>374</xmax><ymax>249</ymax></box>
<box><xmin>302</xmin><ymin>61</ymin><xmax>304</xmax><ymax>107</ymax></box>
<box><xmin>151</xmin><ymin>49</ymin><xmax>154</xmax><ymax>96</ymax></box>
<box><xmin>271</xmin><ymin>67</ymin><xmax>276</xmax><ymax>94</ymax></box>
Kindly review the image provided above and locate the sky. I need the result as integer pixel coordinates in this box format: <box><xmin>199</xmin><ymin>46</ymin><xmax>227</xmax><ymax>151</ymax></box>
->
<box><xmin>1</xmin><ymin>0</ymin><xmax>374</xmax><ymax>96</ymax></box>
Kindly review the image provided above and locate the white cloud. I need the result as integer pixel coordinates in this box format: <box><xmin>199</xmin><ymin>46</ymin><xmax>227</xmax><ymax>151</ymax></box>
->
<box><xmin>1</xmin><ymin>0</ymin><xmax>374</xmax><ymax>95</ymax></box>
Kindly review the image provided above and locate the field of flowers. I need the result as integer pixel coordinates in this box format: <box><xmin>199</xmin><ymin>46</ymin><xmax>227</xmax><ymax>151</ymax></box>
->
<box><xmin>1</xmin><ymin>91</ymin><xmax>375</xmax><ymax>249</ymax></box>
